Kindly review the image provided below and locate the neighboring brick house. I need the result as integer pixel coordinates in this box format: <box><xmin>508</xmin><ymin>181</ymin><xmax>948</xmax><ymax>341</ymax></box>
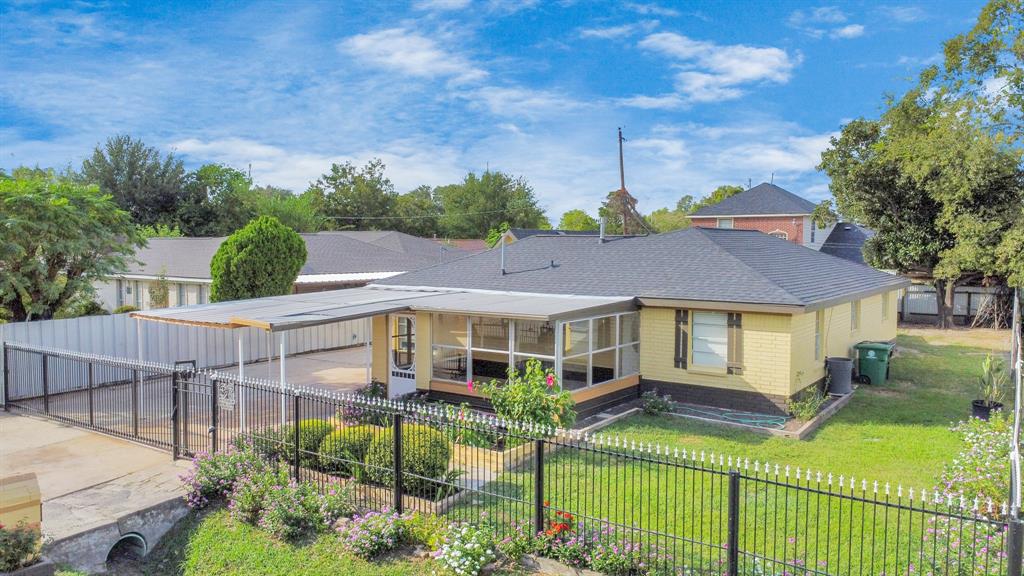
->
<box><xmin>689</xmin><ymin>183</ymin><xmax>835</xmax><ymax>251</ymax></box>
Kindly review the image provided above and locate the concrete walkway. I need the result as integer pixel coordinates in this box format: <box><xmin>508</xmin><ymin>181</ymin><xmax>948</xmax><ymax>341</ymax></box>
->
<box><xmin>0</xmin><ymin>412</ymin><xmax>190</xmax><ymax>572</ymax></box>
<box><xmin>241</xmin><ymin>346</ymin><xmax>371</xmax><ymax>393</ymax></box>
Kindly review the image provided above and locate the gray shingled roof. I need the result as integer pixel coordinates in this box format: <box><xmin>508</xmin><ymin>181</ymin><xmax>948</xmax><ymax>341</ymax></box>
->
<box><xmin>125</xmin><ymin>231</ymin><xmax>466</xmax><ymax>279</ymax></box>
<box><xmin>375</xmin><ymin>228</ymin><xmax>908</xmax><ymax>310</ymax></box>
<box><xmin>820</xmin><ymin>222</ymin><xmax>875</xmax><ymax>265</ymax></box>
<box><xmin>507</xmin><ymin>228</ymin><xmax>599</xmax><ymax>240</ymax></box>
<box><xmin>690</xmin><ymin>183</ymin><xmax>818</xmax><ymax>217</ymax></box>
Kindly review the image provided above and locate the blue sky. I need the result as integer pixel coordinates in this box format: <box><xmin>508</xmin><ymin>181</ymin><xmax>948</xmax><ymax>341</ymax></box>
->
<box><xmin>1</xmin><ymin>0</ymin><xmax>984</xmax><ymax>219</ymax></box>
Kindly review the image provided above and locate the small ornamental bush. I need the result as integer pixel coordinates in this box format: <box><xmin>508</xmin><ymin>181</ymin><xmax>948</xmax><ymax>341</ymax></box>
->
<box><xmin>337</xmin><ymin>509</ymin><xmax>408</xmax><ymax>559</ymax></box>
<box><xmin>497</xmin><ymin>520</ymin><xmax>535</xmax><ymax>562</ymax></box>
<box><xmin>365</xmin><ymin>424</ymin><xmax>452</xmax><ymax>498</ymax></box>
<box><xmin>244</xmin><ymin>427</ymin><xmax>291</xmax><ymax>462</ymax></box>
<box><xmin>180</xmin><ymin>446</ymin><xmax>270</xmax><ymax>509</ymax></box>
<box><xmin>228</xmin><ymin>467</ymin><xmax>287</xmax><ymax>525</ymax></box>
<box><xmin>288</xmin><ymin>419</ymin><xmax>335</xmax><ymax>468</ymax></box>
<box><xmin>641</xmin><ymin>389</ymin><xmax>675</xmax><ymax>416</ymax></box>
<box><xmin>403</xmin><ymin>511</ymin><xmax>450</xmax><ymax>550</ymax></box>
<box><xmin>588</xmin><ymin>540</ymin><xmax>645</xmax><ymax>575</ymax></box>
<box><xmin>475</xmin><ymin>358</ymin><xmax>576</xmax><ymax>430</ymax></box>
<box><xmin>433</xmin><ymin>523</ymin><xmax>497</xmax><ymax>576</ymax></box>
<box><xmin>257</xmin><ymin>480</ymin><xmax>324</xmax><ymax>541</ymax></box>
<box><xmin>788</xmin><ymin>386</ymin><xmax>826</xmax><ymax>422</ymax></box>
<box><xmin>0</xmin><ymin>521</ymin><xmax>42</xmax><ymax>572</ymax></box>
<box><xmin>318</xmin><ymin>480</ymin><xmax>356</xmax><ymax>527</ymax></box>
<box><xmin>318</xmin><ymin>425</ymin><xmax>380</xmax><ymax>477</ymax></box>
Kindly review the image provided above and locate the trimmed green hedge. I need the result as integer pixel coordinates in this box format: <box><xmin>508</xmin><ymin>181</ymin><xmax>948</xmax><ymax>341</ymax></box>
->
<box><xmin>318</xmin><ymin>425</ymin><xmax>381</xmax><ymax>477</ymax></box>
<box><xmin>364</xmin><ymin>424</ymin><xmax>451</xmax><ymax>497</ymax></box>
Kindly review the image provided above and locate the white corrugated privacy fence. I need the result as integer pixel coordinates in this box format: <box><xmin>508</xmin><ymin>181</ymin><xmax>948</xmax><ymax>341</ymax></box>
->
<box><xmin>898</xmin><ymin>284</ymin><xmax>1002</xmax><ymax>319</ymax></box>
<box><xmin>1</xmin><ymin>312</ymin><xmax>367</xmax><ymax>402</ymax></box>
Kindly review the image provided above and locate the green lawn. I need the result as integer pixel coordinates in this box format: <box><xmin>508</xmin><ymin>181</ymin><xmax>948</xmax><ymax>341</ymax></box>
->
<box><xmin>604</xmin><ymin>328</ymin><xmax>1011</xmax><ymax>489</ymax></box>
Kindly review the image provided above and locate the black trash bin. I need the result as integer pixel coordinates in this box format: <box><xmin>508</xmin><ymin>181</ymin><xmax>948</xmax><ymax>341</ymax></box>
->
<box><xmin>826</xmin><ymin>357</ymin><xmax>854</xmax><ymax>395</ymax></box>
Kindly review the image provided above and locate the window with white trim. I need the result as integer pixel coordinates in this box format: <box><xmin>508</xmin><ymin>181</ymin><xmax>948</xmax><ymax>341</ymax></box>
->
<box><xmin>432</xmin><ymin>314</ymin><xmax>469</xmax><ymax>382</ymax></box>
<box><xmin>692</xmin><ymin>311</ymin><xmax>729</xmax><ymax>369</ymax></box>
<box><xmin>560</xmin><ymin>312</ymin><xmax>640</xmax><ymax>390</ymax></box>
<box><xmin>769</xmin><ymin>230</ymin><xmax>788</xmax><ymax>240</ymax></box>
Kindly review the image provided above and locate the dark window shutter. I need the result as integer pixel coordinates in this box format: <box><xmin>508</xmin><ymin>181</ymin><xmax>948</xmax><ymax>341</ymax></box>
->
<box><xmin>727</xmin><ymin>313</ymin><xmax>743</xmax><ymax>375</ymax></box>
<box><xmin>674</xmin><ymin>310</ymin><xmax>688</xmax><ymax>369</ymax></box>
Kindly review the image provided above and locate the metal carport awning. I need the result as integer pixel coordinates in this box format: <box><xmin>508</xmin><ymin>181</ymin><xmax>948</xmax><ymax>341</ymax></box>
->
<box><xmin>130</xmin><ymin>286</ymin><xmax>636</xmax><ymax>331</ymax></box>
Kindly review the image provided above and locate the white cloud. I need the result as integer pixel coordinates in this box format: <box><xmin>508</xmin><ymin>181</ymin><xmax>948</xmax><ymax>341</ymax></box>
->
<box><xmin>830</xmin><ymin>24</ymin><xmax>864</xmax><ymax>39</ymax></box>
<box><xmin>616</xmin><ymin>93</ymin><xmax>686</xmax><ymax>110</ymax></box>
<box><xmin>413</xmin><ymin>0</ymin><xmax>472</xmax><ymax>10</ymax></box>
<box><xmin>879</xmin><ymin>6</ymin><xmax>927</xmax><ymax>23</ymax></box>
<box><xmin>579</xmin><ymin>20</ymin><xmax>658</xmax><ymax>40</ymax></box>
<box><xmin>787</xmin><ymin>6</ymin><xmax>864</xmax><ymax>40</ymax></box>
<box><xmin>339</xmin><ymin>27</ymin><xmax>487</xmax><ymax>84</ymax></box>
<box><xmin>466</xmin><ymin>86</ymin><xmax>586</xmax><ymax>119</ymax></box>
<box><xmin>896</xmin><ymin>53</ymin><xmax>942</xmax><ymax>66</ymax></box>
<box><xmin>638</xmin><ymin>32</ymin><xmax>799</xmax><ymax>103</ymax></box>
<box><xmin>622</xmin><ymin>2</ymin><xmax>679</xmax><ymax>17</ymax></box>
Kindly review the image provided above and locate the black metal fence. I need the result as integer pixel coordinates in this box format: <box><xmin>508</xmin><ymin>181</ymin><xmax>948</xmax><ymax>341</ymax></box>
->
<box><xmin>4</xmin><ymin>342</ymin><xmax>1022</xmax><ymax>576</ymax></box>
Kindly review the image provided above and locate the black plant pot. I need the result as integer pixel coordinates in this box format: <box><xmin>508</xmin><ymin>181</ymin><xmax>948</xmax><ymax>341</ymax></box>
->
<box><xmin>971</xmin><ymin>400</ymin><xmax>1004</xmax><ymax>421</ymax></box>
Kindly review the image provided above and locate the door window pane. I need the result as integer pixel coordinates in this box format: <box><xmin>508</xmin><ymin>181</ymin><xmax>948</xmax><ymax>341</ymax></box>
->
<box><xmin>471</xmin><ymin>317</ymin><xmax>509</xmax><ymax>350</ymax></box>
<box><xmin>594</xmin><ymin>316</ymin><xmax>616</xmax><ymax>350</ymax></box>
<box><xmin>434</xmin><ymin>314</ymin><xmax>468</xmax><ymax>347</ymax></box>
<box><xmin>391</xmin><ymin>316</ymin><xmax>415</xmax><ymax>370</ymax></box>
<box><xmin>514</xmin><ymin>320</ymin><xmax>555</xmax><ymax>356</ymax></box>
<box><xmin>563</xmin><ymin>320</ymin><xmax>589</xmax><ymax>357</ymax></box>
<box><xmin>692</xmin><ymin>311</ymin><xmax>728</xmax><ymax>368</ymax></box>
<box><xmin>591</xmin><ymin>349</ymin><xmax>616</xmax><ymax>385</ymax></box>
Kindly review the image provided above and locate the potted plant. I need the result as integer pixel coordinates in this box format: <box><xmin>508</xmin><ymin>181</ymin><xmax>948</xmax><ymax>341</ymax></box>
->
<box><xmin>972</xmin><ymin>354</ymin><xmax>1007</xmax><ymax>421</ymax></box>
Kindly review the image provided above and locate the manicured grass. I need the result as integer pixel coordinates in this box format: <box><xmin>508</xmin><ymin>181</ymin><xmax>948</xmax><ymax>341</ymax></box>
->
<box><xmin>605</xmin><ymin>327</ymin><xmax>1012</xmax><ymax>489</ymax></box>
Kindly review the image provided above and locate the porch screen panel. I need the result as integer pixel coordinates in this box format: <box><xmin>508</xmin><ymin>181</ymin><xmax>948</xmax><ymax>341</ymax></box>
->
<box><xmin>432</xmin><ymin>314</ymin><xmax>468</xmax><ymax>382</ymax></box>
<box><xmin>514</xmin><ymin>319</ymin><xmax>555</xmax><ymax>374</ymax></box>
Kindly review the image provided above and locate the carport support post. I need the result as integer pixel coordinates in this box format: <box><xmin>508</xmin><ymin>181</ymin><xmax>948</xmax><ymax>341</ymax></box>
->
<box><xmin>237</xmin><ymin>335</ymin><xmax>246</xmax><ymax>432</ymax></box>
<box><xmin>279</xmin><ymin>331</ymin><xmax>287</xmax><ymax>426</ymax></box>
<box><xmin>364</xmin><ymin>317</ymin><xmax>371</xmax><ymax>385</ymax></box>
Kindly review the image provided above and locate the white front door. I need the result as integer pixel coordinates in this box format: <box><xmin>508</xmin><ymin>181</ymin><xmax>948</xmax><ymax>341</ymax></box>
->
<box><xmin>388</xmin><ymin>314</ymin><xmax>416</xmax><ymax>397</ymax></box>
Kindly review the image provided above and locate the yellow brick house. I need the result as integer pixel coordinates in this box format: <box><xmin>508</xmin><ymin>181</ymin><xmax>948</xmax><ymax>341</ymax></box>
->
<box><xmin>135</xmin><ymin>227</ymin><xmax>907</xmax><ymax>417</ymax></box>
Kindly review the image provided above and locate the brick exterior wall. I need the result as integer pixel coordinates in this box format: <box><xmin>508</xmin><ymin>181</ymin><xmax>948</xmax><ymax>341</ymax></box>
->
<box><xmin>690</xmin><ymin>216</ymin><xmax>806</xmax><ymax>244</ymax></box>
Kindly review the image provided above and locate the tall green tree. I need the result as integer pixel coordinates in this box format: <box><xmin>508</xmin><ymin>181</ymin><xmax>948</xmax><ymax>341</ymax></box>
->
<box><xmin>80</xmin><ymin>135</ymin><xmax>186</xmax><ymax>226</ymax></box>
<box><xmin>691</xmin><ymin>185</ymin><xmax>744</xmax><ymax>213</ymax></box>
<box><xmin>819</xmin><ymin>92</ymin><xmax>1022</xmax><ymax>327</ymax></box>
<box><xmin>557</xmin><ymin>209</ymin><xmax>599</xmax><ymax>231</ymax></box>
<box><xmin>304</xmin><ymin>159</ymin><xmax>396</xmax><ymax>231</ymax></box>
<box><xmin>646</xmin><ymin>207</ymin><xmax>690</xmax><ymax>233</ymax></box>
<box><xmin>436</xmin><ymin>171</ymin><xmax>549</xmax><ymax>238</ymax></box>
<box><xmin>392</xmin><ymin>185</ymin><xmax>442</xmax><ymax>237</ymax></box>
<box><xmin>248</xmin><ymin>185</ymin><xmax>322</xmax><ymax>233</ymax></box>
<box><xmin>0</xmin><ymin>169</ymin><xmax>144</xmax><ymax>321</ymax></box>
<box><xmin>209</xmin><ymin>216</ymin><xmax>307</xmax><ymax>302</ymax></box>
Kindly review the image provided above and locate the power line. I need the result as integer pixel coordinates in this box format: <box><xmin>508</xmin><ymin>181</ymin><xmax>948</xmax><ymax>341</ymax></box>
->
<box><xmin>322</xmin><ymin>208</ymin><xmax>516</xmax><ymax>221</ymax></box>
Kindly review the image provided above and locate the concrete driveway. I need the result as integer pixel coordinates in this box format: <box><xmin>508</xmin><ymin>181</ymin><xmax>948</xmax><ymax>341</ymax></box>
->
<box><xmin>240</xmin><ymin>345</ymin><xmax>371</xmax><ymax>393</ymax></box>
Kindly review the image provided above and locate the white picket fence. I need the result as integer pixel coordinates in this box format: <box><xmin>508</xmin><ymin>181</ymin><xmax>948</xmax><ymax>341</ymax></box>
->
<box><xmin>1</xmin><ymin>312</ymin><xmax>368</xmax><ymax>401</ymax></box>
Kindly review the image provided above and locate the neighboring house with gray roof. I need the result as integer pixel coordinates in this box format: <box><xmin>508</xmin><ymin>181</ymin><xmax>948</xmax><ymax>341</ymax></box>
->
<box><xmin>95</xmin><ymin>231</ymin><xmax>466</xmax><ymax>311</ymax></box>
<box><xmin>820</xmin><ymin>222</ymin><xmax>875</xmax><ymax>265</ymax></box>
<box><xmin>689</xmin><ymin>183</ymin><xmax>835</xmax><ymax>251</ymax></box>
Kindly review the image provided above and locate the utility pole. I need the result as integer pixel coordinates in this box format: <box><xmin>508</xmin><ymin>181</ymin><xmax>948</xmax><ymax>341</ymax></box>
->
<box><xmin>618</xmin><ymin>127</ymin><xmax>627</xmax><ymax>193</ymax></box>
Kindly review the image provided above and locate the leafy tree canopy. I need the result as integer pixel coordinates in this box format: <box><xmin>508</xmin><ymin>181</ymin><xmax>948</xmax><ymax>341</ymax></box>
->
<box><xmin>209</xmin><ymin>216</ymin><xmax>307</xmax><ymax>302</ymax></box>
<box><xmin>691</xmin><ymin>185</ymin><xmax>744</xmax><ymax>213</ymax></box>
<box><xmin>557</xmin><ymin>209</ymin><xmax>599</xmax><ymax>231</ymax></box>
<box><xmin>0</xmin><ymin>169</ymin><xmax>144</xmax><ymax>321</ymax></box>
<box><xmin>392</xmin><ymin>185</ymin><xmax>442</xmax><ymax>237</ymax></box>
<box><xmin>646</xmin><ymin>207</ymin><xmax>690</xmax><ymax>233</ymax></box>
<box><xmin>436</xmin><ymin>171</ymin><xmax>549</xmax><ymax>239</ymax></box>
<box><xmin>304</xmin><ymin>159</ymin><xmax>396</xmax><ymax>231</ymax></box>
<box><xmin>80</xmin><ymin>135</ymin><xmax>186</xmax><ymax>226</ymax></box>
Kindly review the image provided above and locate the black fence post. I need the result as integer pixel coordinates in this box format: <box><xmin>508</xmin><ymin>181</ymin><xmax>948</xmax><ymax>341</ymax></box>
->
<box><xmin>87</xmin><ymin>361</ymin><xmax>95</xmax><ymax>427</ymax></box>
<box><xmin>727</xmin><ymin>470</ymin><xmax>741</xmax><ymax>576</ymax></box>
<box><xmin>2</xmin><ymin>343</ymin><xmax>9</xmax><ymax>411</ymax></box>
<box><xmin>210</xmin><ymin>378</ymin><xmax>219</xmax><ymax>454</ymax></box>
<box><xmin>171</xmin><ymin>369</ymin><xmax>180</xmax><ymax>460</ymax></box>
<box><xmin>131</xmin><ymin>368</ymin><xmax>139</xmax><ymax>437</ymax></box>
<box><xmin>534</xmin><ymin>438</ymin><xmax>545</xmax><ymax>535</ymax></box>
<box><xmin>41</xmin><ymin>353</ymin><xmax>49</xmax><ymax>414</ymax></box>
<box><xmin>393</xmin><ymin>413</ymin><xmax>403</xmax><ymax>513</ymax></box>
<box><xmin>1008</xmin><ymin>515</ymin><xmax>1023</xmax><ymax>576</ymax></box>
<box><xmin>293</xmin><ymin>393</ymin><xmax>302</xmax><ymax>481</ymax></box>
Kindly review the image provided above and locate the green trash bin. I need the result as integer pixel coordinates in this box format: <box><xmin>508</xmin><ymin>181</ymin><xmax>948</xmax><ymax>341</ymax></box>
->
<box><xmin>853</xmin><ymin>341</ymin><xmax>895</xmax><ymax>385</ymax></box>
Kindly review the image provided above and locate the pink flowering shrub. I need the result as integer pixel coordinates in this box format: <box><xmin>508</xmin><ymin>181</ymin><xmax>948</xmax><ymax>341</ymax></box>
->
<box><xmin>940</xmin><ymin>411</ymin><xmax>1013</xmax><ymax>506</ymax></box>
<box><xmin>474</xmin><ymin>358</ymin><xmax>576</xmax><ymax>431</ymax></box>
<box><xmin>257</xmin><ymin>479</ymin><xmax>324</xmax><ymax>541</ymax></box>
<box><xmin>179</xmin><ymin>445</ymin><xmax>270</xmax><ymax>509</ymax></box>
<box><xmin>337</xmin><ymin>509</ymin><xmax>411</xmax><ymax>559</ymax></box>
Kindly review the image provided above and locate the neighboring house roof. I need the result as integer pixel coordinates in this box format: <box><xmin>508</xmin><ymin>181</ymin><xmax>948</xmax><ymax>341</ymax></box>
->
<box><xmin>820</xmin><ymin>222</ymin><xmax>875</xmax><ymax>265</ymax></box>
<box><xmin>690</xmin><ymin>183</ymin><xmax>818</xmax><ymax>217</ymax></box>
<box><xmin>375</xmin><ymin>227</ymin><xmax>908</xmax><ymax>311</ymax></box>
<box><xmin>123</xmin><ymin>231</ymin><xmax>468</xmax><ymax>281</ymax></box>
<box><xmin>434</xmin><ymin>238</ymin><xmax>489</xmax><ymax>252</ymax></box>
<box><xmin>505</xmin><ymin>228</ymin><xmax>599</xmax><ymax>240</ymax></box>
